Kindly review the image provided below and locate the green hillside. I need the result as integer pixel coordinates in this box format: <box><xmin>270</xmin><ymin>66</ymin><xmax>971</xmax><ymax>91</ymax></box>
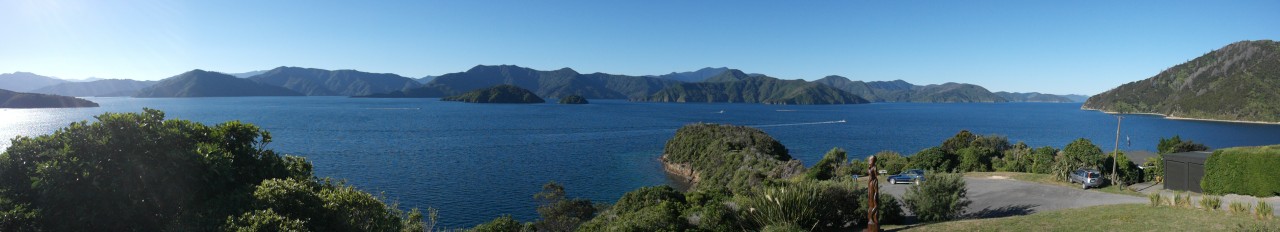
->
<box><xmin>441</xmin><ymin>84</ymin><xmax>546</xmax><ymax>103</ymax></box>
<box><xmin>133</xmin><ymin>70</ymin><xmax>303</xmax><ymax>98</ymax></box>
<box><xmin>368</xmin><ymin>65</ymin><xmax>682</xmax><ymax>99</ymax></box>
<box><xmin>1082</xmin><ymin>40</ymin><xmax>1280</xmax><ymax>122</ymax></box>
<box><xmin>248</xmin><ymin>67</ymin><xmax>421</xmax><ymax>96</ymax></box>
<box><xmin>813</xmin><ymin>76</ymin><xmax>1007</xmax><ymax>103</ymax></box>
<box><xmin>642</xmin><ymin>74</ymin><xmax>868</xmax><ymax>105</ymax></box>
<box><xmin>0</xmin><ymin>89</ymin><xmax>99</xmax><ymax>108</ymax></box>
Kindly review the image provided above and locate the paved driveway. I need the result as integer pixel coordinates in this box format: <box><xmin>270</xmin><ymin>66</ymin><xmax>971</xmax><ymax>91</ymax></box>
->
<box><xmin>878</xmin><ymin>176</ymin><xmax>1147</xmax><ymax>218</ymax></box>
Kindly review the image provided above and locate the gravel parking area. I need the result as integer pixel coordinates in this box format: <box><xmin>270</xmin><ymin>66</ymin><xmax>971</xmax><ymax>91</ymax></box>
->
<box><xmin>878</xmin><ymin>176</ymin><xmax>1147</xmax><ymax>218</ymax></box>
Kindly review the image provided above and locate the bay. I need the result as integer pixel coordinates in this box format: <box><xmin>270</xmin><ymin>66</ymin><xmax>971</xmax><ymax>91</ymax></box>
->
<box><xmin>3</xmin><ymin>96</ymin><xmax>1279</xmax><ymax>228</ymax></box>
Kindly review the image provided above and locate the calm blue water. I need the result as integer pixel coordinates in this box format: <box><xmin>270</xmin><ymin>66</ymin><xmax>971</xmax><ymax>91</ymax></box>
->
<box><xmin>3</xmin><ymin>97</ymin><xmax>1280</xmax><ymax>227</ymax></box>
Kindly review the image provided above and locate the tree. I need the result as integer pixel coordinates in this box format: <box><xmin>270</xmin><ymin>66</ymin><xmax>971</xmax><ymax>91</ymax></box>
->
<box><xmin>1052</xmin><ymin>138</ymin><xmax>1105</xmax><ymax>181</ymax></box>
<box><xmin>909</xmin><ymin>147</ymin><xmax>955</xmax><ymax>172</ymax></box>
<box><xmin>1106</xmin><ymin>152</ymin><xmax>1142</xmax><ymax>185</ymax></box>
<box><xmin>805</xmin><ymin>148</ymin><xmax>848</xmax><ymax>180</ymax></box>
<box><xmin>941</xmin><ymin>130</ymin><xmax>977</xmax><ymax>154</ymax></box>
<box><xmin>902</xmin><ymin>172</ymin><xmax>971</xmax><ymax>222</ymax></box>
<box><xmin>872</xmin><ymin>150</ymin><xmax>910</xmax><ymax>174</ymax></box>
<box><xmin>533</xmin><ymin>182</ymin><xmax>596</xmax><ymax>232</ymax></box>
<box><xmin>1028</xmin><ymin>146</ymin><xmax>1058</xmax><ymax>174</ymax></box>
<box><xmin>1158</xmin><ymin>135</ymin><xmax>1209</xmax><ymax>154</ymax></box>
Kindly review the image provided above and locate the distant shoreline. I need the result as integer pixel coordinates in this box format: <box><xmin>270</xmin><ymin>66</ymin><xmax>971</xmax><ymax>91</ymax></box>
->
<box><xmin>1080</xmin><ymin>107</ymin><xmax>1280</xmax><ymax>125</ymax></box>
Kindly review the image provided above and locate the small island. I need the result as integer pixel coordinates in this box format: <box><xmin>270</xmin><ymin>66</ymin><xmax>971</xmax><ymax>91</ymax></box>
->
<box><xmin>558</xmin><ymin>95</ymin><xmax>589</xmax><ymax>104</ymax></box>
<box><xmin>441</xmin><ymin>84</ymin><xmax>546</xmax><ymax>103</ymax></box>
<box><xmin>0</xmin><ymin>89</ymin><xmax>99</xmax><ymax>108</ymax></box>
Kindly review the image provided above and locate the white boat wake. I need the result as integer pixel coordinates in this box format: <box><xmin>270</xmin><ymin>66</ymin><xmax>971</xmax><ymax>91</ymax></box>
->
<box><xmin>750</xmin><ymin>120</ymin><xmax>847</xmax><ymax>128</ymax></box>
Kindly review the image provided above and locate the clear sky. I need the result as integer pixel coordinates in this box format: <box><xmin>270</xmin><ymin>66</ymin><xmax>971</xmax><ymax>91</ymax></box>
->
<box><xmin>2</xmin><ymin>1</ymin><xmax>1277</xmax><ymax>95</ymax></box>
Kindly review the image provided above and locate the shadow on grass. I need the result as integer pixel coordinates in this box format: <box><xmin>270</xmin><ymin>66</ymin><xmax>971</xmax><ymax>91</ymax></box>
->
<box><xmin>965</xmin><ymin>204</ymin><xmax>1038</xmax><ymax>219</ymax></box>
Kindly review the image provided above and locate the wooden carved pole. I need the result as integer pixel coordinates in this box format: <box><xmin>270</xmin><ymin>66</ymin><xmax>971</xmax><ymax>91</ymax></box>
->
<box><xmin>866</xmin><ymin>156</ymin><xmax>879</xmax><ymax>232</ymax></box>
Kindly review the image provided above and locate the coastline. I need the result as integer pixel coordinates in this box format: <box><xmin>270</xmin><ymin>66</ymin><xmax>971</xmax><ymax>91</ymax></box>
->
<box><xmin>659</xmin><ymin>154</ymin><xmax>700</xmax><ymax>190</ymax></box>
<box><xmin>1080</xmin><ymin>107</ymin><xmax>1280</xmax><ymax>125</ymax></box>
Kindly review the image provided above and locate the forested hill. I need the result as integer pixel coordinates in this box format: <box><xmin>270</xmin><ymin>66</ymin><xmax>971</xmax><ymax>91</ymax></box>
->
<box><xmin>1082</xmin><ymin>40</ymin><xmax>1280</xmax><ymax>122</ymax></box>
<box><xmin>0</xmin><ymin>89</ymin><xmax>99</xmax><ymax>108</ymax></box>
<box><xmin>247</xmin><ymin>67</ymin><xmax>421</xmax><ymax>96</ymax></box>
<box><xmin>365</xmin><ymin>65</ymin><xmax>682</xmax><ymax>99</ymax></box>
<box><xmin>994</xmin><ymin>91</ymin><xmax>1075</xmax><ymax>103</ymax></box>
<box><xmin>641</xmin><ymin>74</ymin><xmax>869</xmax><ymax>105</ymax></box>
<box><xmin>441</xmin><ymin>84</ymin><xmax>546</xmax><ymax>103</ymax></box>
<box><xmin>813</xmin><ymin>76</ymin><xmax>1008</xmax><ymax>103</ymax></box>
<box><xmin>133</xmin><ymin>70</ymin><xmax>303</xmax><ymax>97</ymax></box>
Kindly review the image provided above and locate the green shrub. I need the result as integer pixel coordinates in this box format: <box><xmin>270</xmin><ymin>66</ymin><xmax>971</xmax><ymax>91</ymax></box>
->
<box><xmin>1179</xmin><ymin>194</ymin><xmax>1194</xmax><ymax>208</ymax></box>
<box><xmin>903</xmin><ymin>172</ymin><xmax>971</xmax><ymax>222</ymax></box>
<box><xmin>1108</xmin><ymin>151</ymin><xmax>1143</xmax><ymax>185</ymax></box>
<box><xmin>471</xmin><ymin>215</ymin><xmax>527</xmax><ymax>232</ymax></box>
<box><xmin>806</xmin><ymin>148</ymin><xmax>848</xmax><ymax>180</ymax></box>
<box><xmin>1051</xmin><ymin>138</ymin><xmax>1105</xmax><ymax>181</ymax></box>
<box><xmin>1149</xmin><ymin>192</ymin><xmax>1162</xmax><ymax>207</ymax></box>
<box><xmin>1199</xmin><ymin>195</ymin><xmax>1222</xmax><ymax>211</ymax></box>
<box><xmin>578</xmin><ymin>186</ymin><xmax>690</xmax><ymax>231</ymax></box>
<box><xmin>1202</xmin><ymin>145</ymin><xmax>1280</xmax><ymax>197</ymax></box>
<box><xmin>225</xmin><ymin>209</ymin><xmax>309</xmax><ymax>232</ymax></box>
<box><xmin>532</xmin><ymin>182</ymin><xmax>595</xmax><ymax>232</ymax></box>
<box><xmin>1143</xmin><ymin>155</ymin><xmax>1164</xmax><ymax>182</ymax></box>
<box><xmin>1230</xmin><ymin>201</ymin><xmax>1252</xmax><ymax>214</ymax></box>
<box><xmin>909</xmin><ymin>147</ymin><xmax>955</xmax><ymax>172</ymax></box>
<box><xmin>737</xmin><ymin>180</ymin><xmax>863</xmax><ymax>232</ymax></box>
<box><xmin>873</xmin><ymin>150</ymin><xmax>910</xmax><ymax>175</ymax></box>
<box><xmin>1258</xmin><ymin>201</ymin><xmax>1274</xmax><ymax>220</ymax></box>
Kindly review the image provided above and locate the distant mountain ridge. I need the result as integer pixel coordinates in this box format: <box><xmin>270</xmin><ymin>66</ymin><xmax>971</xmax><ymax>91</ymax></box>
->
<box><xmin>642</xmin><ymin>73</ymin><xmax>869</xmax><ymax>105</ymax></box>
<box><xmin>366</xmin><ymin>65</ymin><xmax>683</xmax><ymax>99</ymax></box>
<box><xmin>30</xmin><ymin>79</ymin><xmax>157</xmax><ymax>97</ymax></box>
<box><xmin>993</xmin><ymin>91</ymin><xmax>1075</xmax><ymax>103</ymax></box>
<box><xmin>0</xmin><ymin>89</ymin><xmax>98</xmax><ymax>108</ymax></box>
<box><xmin>0</xmin><ymin>72</ymin><xmax>68</xmax><ymax>92</ymax></box>
<box><xmin>133</xmin><ymin>70</ymin><xmax>303</xmax><ymax>97</ymax></box>
<box><xmin>1083</xmin><ymin>40</ymin><xmax>1280</xmax><ymax>122</ymax></box>
<box><xmin>813</xmin><ymin>76</ymin><xmax>1007</xmax><ymax>103</ymax></box>
<box><xmin>247</xmin><ymin>67</ymin><xmax>421</xmax><ymax>96</ymax></box>
<box><xmin>653</xmin><ymin>67</ymin><xmax>730</xmax><ymax>82</ymax></box>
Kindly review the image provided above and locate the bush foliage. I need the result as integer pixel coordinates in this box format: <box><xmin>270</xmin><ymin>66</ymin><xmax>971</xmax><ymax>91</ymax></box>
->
<box><xmin>0</xmin><ymin>109</ymin><xmax>425</xmax><ymax>231</ymax></box>
<box><xmin>902</xmin><ymin>172</ymin><xmax>971</xmax><ymax>222</ymax></box>
<box><xmin>1202</xmin><ymin>145</ymin><xmax>1280</xmax><ymax>197</ymax></box>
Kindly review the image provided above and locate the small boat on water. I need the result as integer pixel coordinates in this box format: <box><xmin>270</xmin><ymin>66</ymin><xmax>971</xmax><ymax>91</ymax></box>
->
<box><xmin>837</xmin><ymin>119</ymin><xmax>847</xmax><ymax>123</ymax></box>
<box><xmin>716</xmin><ymin>110</ymin><xmax>725</xmax><ymax>114</ymax></box>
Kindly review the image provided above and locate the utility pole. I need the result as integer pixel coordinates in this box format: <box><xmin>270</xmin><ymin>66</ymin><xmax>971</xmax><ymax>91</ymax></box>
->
<box><xmin>1112</xmin><ymin>115</ymin><xmax>1123</xmax><ymax>185</ymax></box>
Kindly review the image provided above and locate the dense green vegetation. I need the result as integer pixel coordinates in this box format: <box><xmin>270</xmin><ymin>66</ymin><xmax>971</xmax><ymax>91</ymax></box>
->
<box><xmin>1083</xmin><ymin>40</ymin><xmax>1280</xmax><ymax>122</ymax></box>
<box><xmin>643</xmin><ymin>74</ymin><xmax>869</xmax><ymax>105</ymax></box>
<box><xmin>441</xmin><ymin>84</ymin><xmax>546</xmax><ymax>103</ymax></box>
<box><xmin>29</xmin><ymin>79</ymin><xmax>157</xmax><ymax>97</ymax></box>
<box><xmin>558</xmin><ymin>95</ymin><xmax>589</xmax><ymax>104</ymax></box>
<box><xmin>0</xmin><ymin>109</ymin><xmax>426</xmax><ymax>231</ymax></box>
<box><xmin>0</xmin><ymin>89</ymin><xmax>99</xmax><ymax>108</ymax></box>
<box><xmin>660</xmin><ymin>123</ymin><xmax>799</xmax><ymax>193</ymax></box>
<box><xmin>654</xmin><ymin>67</ymin><xmax>731</xmax><ymax>82</ymax></box>
<box><xmin>813</xmin><ymin>76</ymin><xmax>1010</xmax><ymax>103</ymax></box>
<box><xmin>248</xmin><ymin>66</ymin><xmax>422</xmax><ymax>96</ymax></box>
<box><xmin>902</xmin><ymin>173</ymin><xmax>971</xmax><ymax>222</ymax></box>
<box><xmin>992</xmin><ymin>91</ymin><xmax>1076</xmax><ymax>103</ymax></box>
<box><xmin>1202</xmin><ymin>145</ymin><xmax>1280</xmax><ymax>197</ymax></box>
<box><xmin>370</xmin><ymin>65</ymin><xmax>683</xmax><ymax>99</ymax></box>
<box><xmin>133</xmin><ymin>70</ymin><xmax>304</xmax><ymax>97</ymax></box>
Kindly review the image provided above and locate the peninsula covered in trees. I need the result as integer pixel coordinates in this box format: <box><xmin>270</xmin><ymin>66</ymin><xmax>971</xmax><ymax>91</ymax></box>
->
<box><xmin>441</xmin><ymin>84</ymin><xmax>546</xmax><ymax>103</ymax></box>
<box><xmin>1084</xmin><ymin>40</ymin><xmax>1280</xmax><ymax>123</ymax></box>
<box><xmin>0</xmin><ymin>89</ymin><xmax>99</xmax><ymax>108</ymax></box>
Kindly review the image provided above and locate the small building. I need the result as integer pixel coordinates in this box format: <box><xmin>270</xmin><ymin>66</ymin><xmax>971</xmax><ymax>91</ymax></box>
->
<box><xmin>1164</xmin><ymin>151</ymin><xmax>1213</xmax><ymax>193</ymax></box>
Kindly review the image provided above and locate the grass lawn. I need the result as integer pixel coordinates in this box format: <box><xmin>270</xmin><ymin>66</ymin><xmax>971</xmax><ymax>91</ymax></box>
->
<box><xmin>964</xmin><ymin>172</ymin><xmax>1145</xmax><ymax>197</ymax></box>
<box><xmin>897</xmin><ymin>204</ymin><xmax>1279</xmax><ymax>231</ymax></box>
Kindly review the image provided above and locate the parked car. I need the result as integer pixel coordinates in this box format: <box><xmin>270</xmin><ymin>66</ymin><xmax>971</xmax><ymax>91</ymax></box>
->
<box><xmin>888</xmin><ymin>169</ymin><xmax>925</xmax><ymax>185</ymax></box>
<box><xmin>1068</xmin><ymin>168</ymin><xmax>1105</xmax><ymax>189</ymax></box>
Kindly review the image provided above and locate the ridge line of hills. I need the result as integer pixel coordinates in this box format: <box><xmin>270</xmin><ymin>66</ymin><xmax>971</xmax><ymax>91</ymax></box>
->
<box><xmin>2</xmin><ymin>65</ymin><xmax>1083</xmax><ymax>104</ymax></box>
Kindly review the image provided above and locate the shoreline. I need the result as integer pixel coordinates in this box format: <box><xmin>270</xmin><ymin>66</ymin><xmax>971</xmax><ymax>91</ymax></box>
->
<box><xmin>659</xmin><ymin>154</ymin><xmax>700</xmax><ymax>191</ymax></box>
<box><xmin>1080</xmin><ymin>108</ymin><xmax>1280</xmax><ymax>125</ymax></box>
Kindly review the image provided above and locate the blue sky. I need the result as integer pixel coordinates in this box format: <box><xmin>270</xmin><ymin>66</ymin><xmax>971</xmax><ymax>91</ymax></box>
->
<box><xmin>2</xmin><ymin>1</ymin><xmax>1276</xmax><ymax>95</ymax></box>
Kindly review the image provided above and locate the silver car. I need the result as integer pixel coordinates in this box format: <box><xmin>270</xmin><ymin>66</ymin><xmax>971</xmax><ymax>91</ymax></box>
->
<box><xmin>1068</xmin><ymin>168</ymin><xmax>1105</xmax><ymax>189</ymax></box>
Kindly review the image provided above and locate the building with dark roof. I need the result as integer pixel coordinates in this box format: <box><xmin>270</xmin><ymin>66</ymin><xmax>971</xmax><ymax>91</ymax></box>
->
<box><xmin>1164</xmin><ymin>151</ymin><xmax>1213</xmax><ymax>193</ymax></box>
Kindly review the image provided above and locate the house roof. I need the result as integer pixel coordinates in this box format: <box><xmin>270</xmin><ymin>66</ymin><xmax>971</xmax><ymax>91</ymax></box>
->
<box><xmin>1164</xmin><ymin>151</ymin><xmax>1213</xmax><ymax>164</ymax></box>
